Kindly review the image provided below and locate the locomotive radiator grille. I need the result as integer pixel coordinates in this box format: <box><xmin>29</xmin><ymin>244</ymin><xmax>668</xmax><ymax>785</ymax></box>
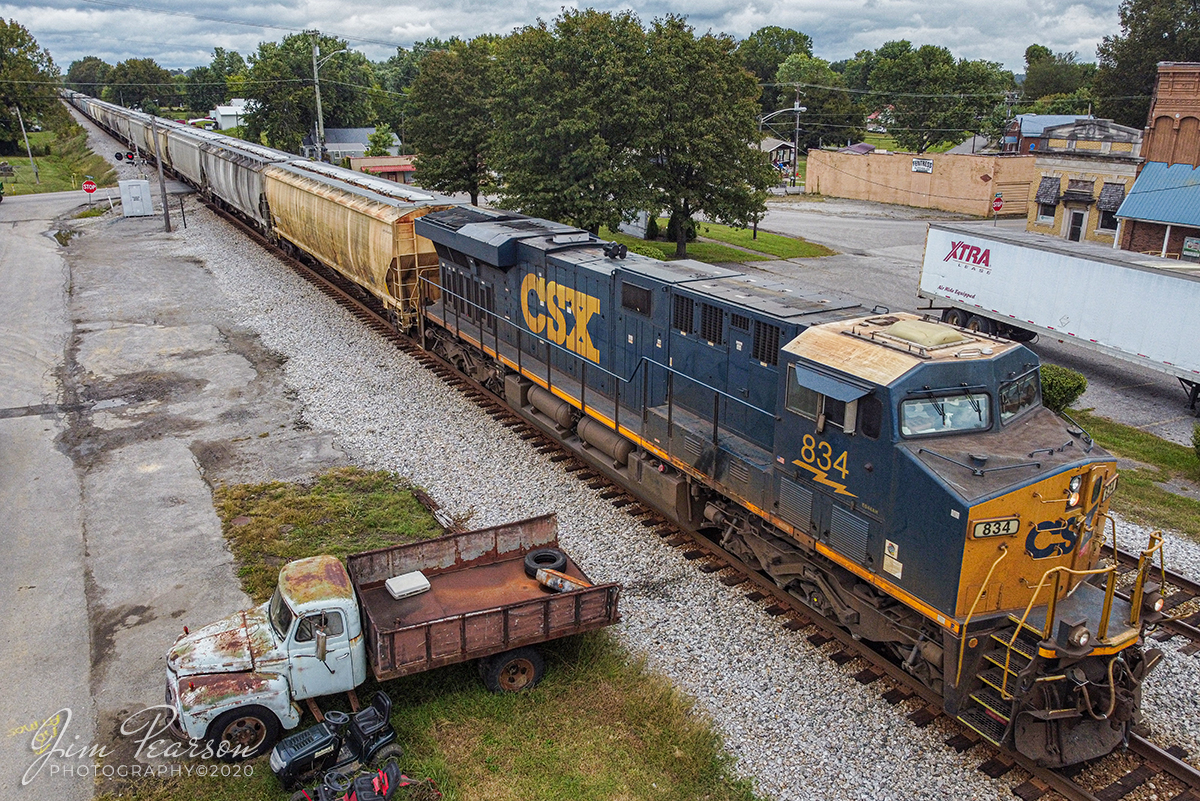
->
<box><xmin>779</xmin><ymin>478</ymin><xmax>813</xmax><ymax>530</ymax></box>
<box><xmin>830</xmin><ymin>506</ymin><xmax>870</xmax><ymax>564</ymax></box>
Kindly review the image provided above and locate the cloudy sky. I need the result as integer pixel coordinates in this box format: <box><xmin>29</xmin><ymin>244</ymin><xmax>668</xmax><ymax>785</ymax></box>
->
<box><xmin>5</xmin><ymin>0</ymin><xmax>1122</xmax><ymax>73</ymax></box>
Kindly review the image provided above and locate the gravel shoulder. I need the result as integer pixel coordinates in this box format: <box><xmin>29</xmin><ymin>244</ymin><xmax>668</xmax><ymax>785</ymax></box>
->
<box><xmin>169</xmin><ymin>198</ymin><xmax>1200</xmax><ymax>798</ymax></box>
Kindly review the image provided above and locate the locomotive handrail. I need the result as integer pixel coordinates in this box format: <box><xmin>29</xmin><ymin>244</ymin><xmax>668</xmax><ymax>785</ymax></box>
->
<box><xmin>955</xmin><ymin>543</ymin><xmax>1009</xmax><ymax>685</ymax></box>
<box><xmin>1128</xmin><ymin>531</ymin><xmax>1165</xmax><ymax>627</ymax></box>
<box><xmin>999</xmin><ymin>563</ymin><xmax>1119</xmax><ymax>700</ymax></box>
<box><xmin>420</xmin><ymin>275</ymin><xmax>778</xmax><ymax>421</ymax></box>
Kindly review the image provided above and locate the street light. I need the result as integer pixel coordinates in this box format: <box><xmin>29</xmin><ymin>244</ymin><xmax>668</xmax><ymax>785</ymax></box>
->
<box><xmin>308</xmin><ymin>30</ymin><xmax>350</xmax><ymax>161</ymax></box>
<box><xmin>759</xmin><ymin>102</ymin><xmax>806</xmax><ymax>187</ymax></box>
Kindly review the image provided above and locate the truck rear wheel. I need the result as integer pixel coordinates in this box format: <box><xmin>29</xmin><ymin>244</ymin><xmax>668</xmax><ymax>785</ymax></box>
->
<box><xmin>942</xmin><ymin>308</ymin><xmax>968</xmax><ymax>328</ymax></box>
<box><xmin>206</xmin><ymin>705</ymin><xmax>280</xmax><ymax>761</ymax></box>
<box><xmin>966</xmin><ymin>314</ymin><xmax>996</xmax><ymax>335</ymax></box>
<box><xmin>481</xmin><ymin>647</ymin><xmax>545</xmax><ymax>693</ymax></box>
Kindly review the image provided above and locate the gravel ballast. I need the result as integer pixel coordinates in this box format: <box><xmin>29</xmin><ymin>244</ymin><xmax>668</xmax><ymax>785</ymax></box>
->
<box><xmin>162</xmin><ymin>197</ymin><xmax>1200</xmax><ymax>799</ymax></box>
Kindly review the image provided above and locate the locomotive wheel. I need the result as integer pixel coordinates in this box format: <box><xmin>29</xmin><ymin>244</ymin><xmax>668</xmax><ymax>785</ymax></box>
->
<box><xmin>481</xmin><ymin>647</ymin><xmax>545</xmax><ymax>693</ymax></box>
<box><xmin>524</xmin><ymin>547</ymin><xmax>568</xmax><ymax>578</ymax></box>
<box><xmin>966</xmin><ymin>314</ymin><xmax>996</xmax><ymax>335</ymax></box>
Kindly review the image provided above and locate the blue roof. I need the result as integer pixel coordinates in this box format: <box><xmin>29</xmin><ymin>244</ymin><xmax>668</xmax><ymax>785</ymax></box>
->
<box><xmin>1116</xmin><ymin>162</ymin><xmax>1200</xmax><ymax>226</ymax></box>
<box><xmin>1016</xmin><ymin>114</ymin><xmax>1091</xmax><ymax>137</ymax></box>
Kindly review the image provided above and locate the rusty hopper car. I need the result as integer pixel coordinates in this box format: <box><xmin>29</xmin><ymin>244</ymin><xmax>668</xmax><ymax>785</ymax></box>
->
<box><xmin>413</xmin><ymin>206</ymin><xmax>1167</xmax><ymax>768</ymax></box>
<box><xmin>346</xmin><ymin>514</ymin><xmax>621</xmax><ymax>682</ymax></box>
<box><xmin>263</xmin><ymin>161</ymin><xmax>452</xmax><ymax>327</ymax></box>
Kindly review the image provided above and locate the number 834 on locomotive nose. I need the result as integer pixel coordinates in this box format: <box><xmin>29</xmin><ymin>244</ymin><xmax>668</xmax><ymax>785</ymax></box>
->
<box><xmin>411</xmin><ymin>208</ymin><xmax>1167</xmax><ymax>769</ymax></box>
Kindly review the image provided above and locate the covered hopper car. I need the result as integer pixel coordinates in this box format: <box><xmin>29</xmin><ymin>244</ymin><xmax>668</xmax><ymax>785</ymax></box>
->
<box><xmin>64</xmin><ymin>91</ymin><xmax>1169</xmax><ymax>769</ymax></box>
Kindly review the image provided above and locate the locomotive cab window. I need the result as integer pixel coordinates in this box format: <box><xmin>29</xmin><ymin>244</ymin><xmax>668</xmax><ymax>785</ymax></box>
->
<box><xmin>900</xmin><ymin>392</ymin><xmax>990</xmax><ymax>437</ymax></box>
<box><xmin>999</xmin><ymin>369</ymin><xmax>1041</xmax><ymax>424</ymax></box>
<box><xmin>785</xmin><ymin>366</ymin><xmax>860</xmax><ymax>433</ymax></box>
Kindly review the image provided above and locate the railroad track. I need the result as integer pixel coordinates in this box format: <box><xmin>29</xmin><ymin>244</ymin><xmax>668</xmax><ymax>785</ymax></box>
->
<box><xmin>204</xmin><ymin>199</ymin><xmax>1200</xmax><ymax>801</ymax></box>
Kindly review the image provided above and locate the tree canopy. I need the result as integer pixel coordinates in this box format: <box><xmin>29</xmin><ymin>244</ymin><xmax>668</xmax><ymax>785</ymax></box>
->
<box><xmin>1094</xmin><ymin>0</ymin><xmax>1200</xmax><ymax>127</ymax></box>
<box><xmin>184</xmin><ymin>48</ymin><xmax>245</xmax><ymax>112</ymax></box>
<box><xmin>867</xmin><ymin>41</ymin><xmax>1012</xmax><ymax>153</ymax></box>
<box><xmin>1</xmin><ymin>19</ymin><xmax>62</xmax><ymax>154</ymax></box>
<box><xmin>103</xmin><ymin>57</ymin><xmax>177</xmax><ymax>109</ymax></box>
<box><xmin>1022</xmin><ymin>48</ymin><xmax>1095</xmax><ymax>104</ymax></box>
<box><xmin>645</xmin><ymin>16</ymin><xmax>776</xmax><ymax>256</ymax></box>
<box><xmin>407</xmin><ymin>37</ymin><xmax>496</xmax><ymax>205</ymax></box>
<box><xmin>491</xmin><ymin>10</ymin><xmax>651</xmax><ymax>231</ymax></box>
<box><xmin>65</xmin><ymin>56</ymin><xmax>111</xmax><ymax>94</ymax></box>
<box><xmin>736</xmin><ymin>26</ymin><xmax>813</xmax><ymax>110</ymax></box>
<box><xmin>242</xmin><ymin>32</ymin><xmax>374</xmax><ymax>152</ymax></box>
<box><xmin>774</xmin><ymin>54</ymin><xmax>864</xmax><ymax>149</ymax></box>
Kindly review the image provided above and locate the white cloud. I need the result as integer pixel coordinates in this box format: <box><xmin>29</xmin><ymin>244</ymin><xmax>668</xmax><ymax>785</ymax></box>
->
<box><xmin>3</xmin><ymin>0</ymin><xmax>1121</xmax><ymax>72</ymax></box>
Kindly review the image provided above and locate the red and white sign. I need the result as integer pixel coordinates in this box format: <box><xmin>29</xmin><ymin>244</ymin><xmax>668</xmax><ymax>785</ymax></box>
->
<box><xmin>992</xmin><ymin>196</ymin><xmax>1004</xmax><ymax>213</ymax></box>
<box><xmin>82</xmin><ymin>180</ymin><xmax>97</xmax><ymax>194</ymax></box>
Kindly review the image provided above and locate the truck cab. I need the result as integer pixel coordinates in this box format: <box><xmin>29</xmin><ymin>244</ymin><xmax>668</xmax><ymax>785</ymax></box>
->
<box><xmin>166</xmin><ymin>555</ymin><xmax>366</xmax><ymax>757</ymax></box>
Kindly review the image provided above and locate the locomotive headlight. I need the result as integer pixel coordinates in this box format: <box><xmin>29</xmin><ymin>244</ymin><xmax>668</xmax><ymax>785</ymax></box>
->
<box><xmin>1143</xmin><ymin>591</ymin><xmax>1165</xmax><ymax>614</ymax></box>
<box><xmin>1068</xmin><ymin>624</ymin><xmax>1090</xmax><ymax>648</ymax></box>
<box><xmin>1069</xmin><ymin>476</ymin><xmax>1082</xmax><ymax>493</ymax></box>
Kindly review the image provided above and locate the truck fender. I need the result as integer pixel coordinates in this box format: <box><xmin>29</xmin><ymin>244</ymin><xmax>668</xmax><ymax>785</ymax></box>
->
<box><xmin>176</xmin><ymin>671</ymin><xmax>300</xmax><ymax>741</ymax></box>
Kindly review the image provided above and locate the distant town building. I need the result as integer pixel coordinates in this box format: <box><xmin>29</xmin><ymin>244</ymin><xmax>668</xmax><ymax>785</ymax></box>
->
<box><xmin>758</xmin><ymin>136</ymin><xmax>795</xmax><ymax>171</ymax></box>
<box><xmin>301</xmin><ymin>128</ymin><xmax>401</xmax><ymax>161</ymax></box>
<box><xmin>1024</xmin><ymin>118</ymin><xmax>1142</xmax><ymax>245</ymax></box>
<box><xmin>210</xmin><ymin>99</ymin><xmax>247</xmax><ymax>131</ymax></box>
<box><xmin>347</xmin><ymin>155</ymin><xmax>418</xmax><ymax>185</ymax></box>
<box><xmin>1002</xmin><ymin>115</ymin><xmax>1094</xmax><ymax>154</ymax></box>
<box><xmin>1115</xmin><ymin>62</ymin><xmax>1200</xmax><ymax>259</ymax></box>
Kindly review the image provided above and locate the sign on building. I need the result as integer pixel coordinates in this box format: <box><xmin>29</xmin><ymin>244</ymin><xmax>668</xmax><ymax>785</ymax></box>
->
<box><xmin>1183</xmin><ymin>236</ymin><xmax>1200</xmax><ymax>262</ymax></box>
<box><xmin>911</xmin><ymin>158</ymin><xmax>934</xmax><ymax>174</ymax></box>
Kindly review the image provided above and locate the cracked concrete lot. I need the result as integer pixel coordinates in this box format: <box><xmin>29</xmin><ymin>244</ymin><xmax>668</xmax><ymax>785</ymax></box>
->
<box><xmin>0</xmin><ymin>186</ymin><xmax>344</xmax><ymax>797</ymax></box>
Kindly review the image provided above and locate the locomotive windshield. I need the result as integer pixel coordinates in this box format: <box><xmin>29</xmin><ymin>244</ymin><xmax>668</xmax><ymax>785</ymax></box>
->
<box><xmin>900</xmin><ymin>394</ymin><xmax>990</xmax><ymax>436</ymax></box>
<box><xmin>999</xmin><ymin>369</ymin><xmax>1041</xmax><ymax>424</ymax></box>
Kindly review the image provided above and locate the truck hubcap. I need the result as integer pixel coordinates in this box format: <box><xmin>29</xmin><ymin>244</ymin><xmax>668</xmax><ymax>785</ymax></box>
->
<box><xmin>222</xmin><ymin>716</ymin><xmax>266</xmax><ymax>749</ymax></box>
<box><xmin>500</xmin><ymin>658</ymin><xmax>535</xmax><ymax>690</ymax></box>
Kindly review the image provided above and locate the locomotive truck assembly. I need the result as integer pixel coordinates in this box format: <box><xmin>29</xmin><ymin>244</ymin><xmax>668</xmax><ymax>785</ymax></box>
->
<box><xmin>64</xmin><ymin>91</ymin><xmax>1171</xmax><ymax>769</ymax></box>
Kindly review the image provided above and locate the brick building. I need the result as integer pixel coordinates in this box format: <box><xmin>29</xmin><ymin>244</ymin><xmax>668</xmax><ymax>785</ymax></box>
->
<box><xmin>1116</xmin><ymin>62</ymin><xmax>1200</xmax><ymax>259</ymax></box>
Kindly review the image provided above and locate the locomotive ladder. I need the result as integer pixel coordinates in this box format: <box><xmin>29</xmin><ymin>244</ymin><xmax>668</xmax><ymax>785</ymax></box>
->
<box><xmin>955</xmin><ymin>618</ymin><xmax>1046</xmax><ymax>747</ymax></box>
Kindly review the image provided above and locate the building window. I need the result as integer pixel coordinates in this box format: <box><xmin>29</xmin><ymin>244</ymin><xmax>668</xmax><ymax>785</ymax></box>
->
<box><xmin>1099</xmin><ymin>210</ymin><xmax>1119</xmax><ymax>231</ymax></box>
<box><xmin>1037</xmin><ymin>203</ymin><xmax>1056</xmax><ymax>222</ymax></box>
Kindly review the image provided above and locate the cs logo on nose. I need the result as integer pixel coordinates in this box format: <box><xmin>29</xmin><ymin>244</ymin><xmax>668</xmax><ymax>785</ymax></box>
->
<box><xmin>1025</xmin><ymin>519</ymin><xmax>1078</xmax><ymax>559</ymax></box>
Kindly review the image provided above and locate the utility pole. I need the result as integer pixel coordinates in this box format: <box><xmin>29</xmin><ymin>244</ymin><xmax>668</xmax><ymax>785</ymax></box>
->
<box><xmin>13</xmin><ymin>106</ymin><xmax>39</xmax><ymax>184</ymax></box>
<box><xmin>149</xmin><ymin>115</ymin><xmax>171</xmax><ymax>232</ymax></box>
<box><xmin>311</xmin><ymin>33</ymin><xmax>326</xmax><ymax>161</ymax></box>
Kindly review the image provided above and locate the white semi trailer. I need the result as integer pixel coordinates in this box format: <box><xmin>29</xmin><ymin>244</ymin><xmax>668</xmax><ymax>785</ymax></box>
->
<box><xmin>918</xmin><ymin>223</ymin><xmax>1200</xmax><ymax>410</ymax></box>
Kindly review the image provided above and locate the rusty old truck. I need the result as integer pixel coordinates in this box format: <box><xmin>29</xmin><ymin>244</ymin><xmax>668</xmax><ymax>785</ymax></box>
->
<box><xmin>164</xmin><ymin>514</ymin><xmax>620</xmax><ymax>758</ymax></box>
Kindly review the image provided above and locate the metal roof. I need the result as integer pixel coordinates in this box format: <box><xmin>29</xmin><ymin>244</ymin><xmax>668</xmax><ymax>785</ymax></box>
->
<box><xmin>1015</xmin><ymin>114</ymin><xmax>1092</xmax><ymax>137</ymax></box>
<box><xmin>1116</xmin><ymin>162</ymin><xmax>1200</xmax><ymax>226</ymax></box>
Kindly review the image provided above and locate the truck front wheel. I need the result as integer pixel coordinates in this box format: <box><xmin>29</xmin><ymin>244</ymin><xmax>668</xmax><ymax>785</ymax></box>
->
<box><xmin>206</xmin><ymin>706</ymin><xmax>280</xmax><ymax>761</ymax></box>
<box><xmin>480</xmin><ymin>647</ymin><xmax>545</xmax><ymax>693</ymax></box>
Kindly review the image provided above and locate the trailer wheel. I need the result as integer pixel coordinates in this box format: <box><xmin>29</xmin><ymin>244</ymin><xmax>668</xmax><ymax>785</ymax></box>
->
<box><xmin>206</xmin><ymin>705</ymin><xmax>280</xmax><ymax>761</ymax></box>
<box><xmin>524</xmin><ymin>547</ymin><xmax>567</xmax><ymax>578</ymax></box>
<box><xmin>966</xmin><ymin>315</ymin><xmax>996</xmax><ymax>335</ymax></box>
<box><xmin>481</xmin><ymin>647</ymin><xmax>545</xmax><ymax>693</ymax></box>
<box><xmin>941</xmin><ymin>308</ymin><xmax>968</xmax><ymax>328</ymax></box>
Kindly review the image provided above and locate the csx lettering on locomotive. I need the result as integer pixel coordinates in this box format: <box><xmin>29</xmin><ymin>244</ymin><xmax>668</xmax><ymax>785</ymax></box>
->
<box><xmin>519</xmin><ymin>273</ymin><xmax>601</xmax><ymax>363</ymax></box>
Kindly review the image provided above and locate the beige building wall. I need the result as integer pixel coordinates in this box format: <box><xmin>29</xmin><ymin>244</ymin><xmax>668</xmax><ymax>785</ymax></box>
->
<box><xmin>1024</xmin><ymin>156</ymin><xmax>1139</xmax><ymax>246</ymax></box>
<box><xmin>804</xmin><ymin>150</ymin><xmax>1038</xmax><ymax>216</ymax></box>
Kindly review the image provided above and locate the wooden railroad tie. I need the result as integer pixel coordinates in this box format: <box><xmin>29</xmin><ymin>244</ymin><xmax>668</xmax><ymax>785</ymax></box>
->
<box><xmin>1011</xmin><ymin>778</ymin><xmax>1050</xmax><ymax>800</ymax></box>
<box><xmin>720</xmin><ymin>574</ymin><xmax>747</xmax><ymax>587</ymax></box>
<box><xmin>905</xmin><ymin>705</ymin><xmax>941</xmax><ymax>728</ymax></box>
<box><xmin>1094</xmin><ymin>765</ymin><xmax>1159</xmax><ymax>801</ymax></box>
<box><xmin>976</xmin><ymin>752</ymin><xmax>1015</xmax><ymax>779</ymax></box>
<box><xmin>943</xmin><ymin>731</ymin><xmax>980</xmax><ymax>753</ymax></box>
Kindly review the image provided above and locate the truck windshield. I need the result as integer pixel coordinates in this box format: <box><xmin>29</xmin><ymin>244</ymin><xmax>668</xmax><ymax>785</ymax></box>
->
<box><xmin>999</xmin><ymin>370</ymin><xmax>1041</xmax><ymax>424</ymax></box>
<box><xmin>269</xmin><ymin>588</ymin><xmax>294</xmax><ymax>639</ymax></box>
<box><xmin>900</xmin><ymin>394</ymin><xmax>991</xmax><ymax>436</ymax></box>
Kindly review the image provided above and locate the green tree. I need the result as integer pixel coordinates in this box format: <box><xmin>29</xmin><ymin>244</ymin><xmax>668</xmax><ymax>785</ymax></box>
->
<box><xmin>1023</xmin><ymin>51</ymin><xmax>1095</xmax><ymax>102</ymax></box>
<box><xmin>372</xmin><ymin>39</ymin><xmax>459</xmax><ymax>144</ymax></box>
<box><xmin>407</xmin><ymin>37</ymin><xmax>495</xmax><ymax>205</ymax></box>
<box><xmin>492</xmin><ymin>10</ymin><xmax>652</xmax><ymax>231</ymax></box>
<box><xmin>736</xmin><ymin>26</ymin><xmax>813</xmax><ymax>110</ymax></box>
<box><xmin>242</xmin><ymin>32</ymin><xmax>373</xmax><ymax>153</ymax></box>
<box><xmin>185</xmin><ymin>49</ymin><xmax>246</xmax><ymax>113</ymax></box>
<box><xmin>1095</xmin><ymin>0</ymin><xmax>1200</xmax><ymax>128</ymax></box>
<box><xmin>774</xmin><ymin>54</ymin><xmax>864</xmax><ymax>148</ymax></box>
<box><xmin>644</xmin><ymin>16</ymin><xmax>777</xmax><ymax>257</ymax></box>
<box><xmin>104</xmin><ymin>57</ymin><xmax>177</xmax><ymax>109</ymax></box>
<box><xmin>1</xmin><ymin>19</ymin><xmax>62</xmax><ymax>154</ymax></box>
<box><xmin>364</xmin><ymin>124</ymin><xmax>394</xmax><ymax>156</ymax></box>
<box><xmin>1024</xmin><ymin>44</ymin><xmax>1053</xmax><ymax>69</ymax></box>
<box><xmin>868</xmin><ymin>41</ymin><xmax>1011</xmax><ymax>153</ymax></box>
<box><xmin>65</xmin><ymin>55</ymin><xmax>111</xmax><ymax>94</ymax></box>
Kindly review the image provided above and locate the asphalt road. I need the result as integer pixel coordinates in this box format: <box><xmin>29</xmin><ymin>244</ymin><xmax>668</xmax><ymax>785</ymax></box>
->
<box><xmin>757</xmin><ymin>197</ymin><xmax>1197</xmax><ymax>446</ymax></box>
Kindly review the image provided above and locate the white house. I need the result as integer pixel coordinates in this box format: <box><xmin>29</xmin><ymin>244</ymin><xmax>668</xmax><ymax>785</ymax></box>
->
<box><xmin>210</xmin><ymin>99</ymin><xmax>248</xmax><ymax>131</ymax></box>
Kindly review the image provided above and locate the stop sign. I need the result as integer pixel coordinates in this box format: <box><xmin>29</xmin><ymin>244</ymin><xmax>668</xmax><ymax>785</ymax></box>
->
<box><xmin>82</xmin><ymin>180</ymin><xmax>97</xmax><ymax>194</ymax></box>
<box><xmin>992</xmin><ymin>196</ymin><xmax>1004</xmax><ymax>212</ymax></box>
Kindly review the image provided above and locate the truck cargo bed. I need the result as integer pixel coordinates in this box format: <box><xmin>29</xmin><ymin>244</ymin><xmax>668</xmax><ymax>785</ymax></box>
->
<box><xmin>346</xmin><ymin>515</ymin><xmax>620</xmax><ymax>682</ymax></box>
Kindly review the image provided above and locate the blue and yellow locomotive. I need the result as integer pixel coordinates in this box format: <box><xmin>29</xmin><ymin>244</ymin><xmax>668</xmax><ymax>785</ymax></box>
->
<box><xmin>414</xmin><ymin>206</ymin><xmax>1165</xmax><ymax>767</ymax></box>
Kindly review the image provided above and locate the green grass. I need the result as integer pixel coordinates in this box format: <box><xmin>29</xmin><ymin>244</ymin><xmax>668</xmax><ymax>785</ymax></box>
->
<box><xmin>1070</xmin><ymin>410</ymin><xmax>1200</xmax><ymax>540</ymax></box>
<box><xmin>97</xmin><ymin>468</ymin><xmax>761</xmax><ymax>801</ymax></box>
<box><xmin>600</xmin><ymin>217</ymin><xmax>832</xmax><ymax>264</ymax></box>
<box><xmin>1</xmin><ymin>126</ymin><xmax>117</xmax><ymax>196</ymax></box>
<box><xmin>692</xmin><ymin>220</ymin><xmax>834</xmax><ymax>259</ymax></box>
